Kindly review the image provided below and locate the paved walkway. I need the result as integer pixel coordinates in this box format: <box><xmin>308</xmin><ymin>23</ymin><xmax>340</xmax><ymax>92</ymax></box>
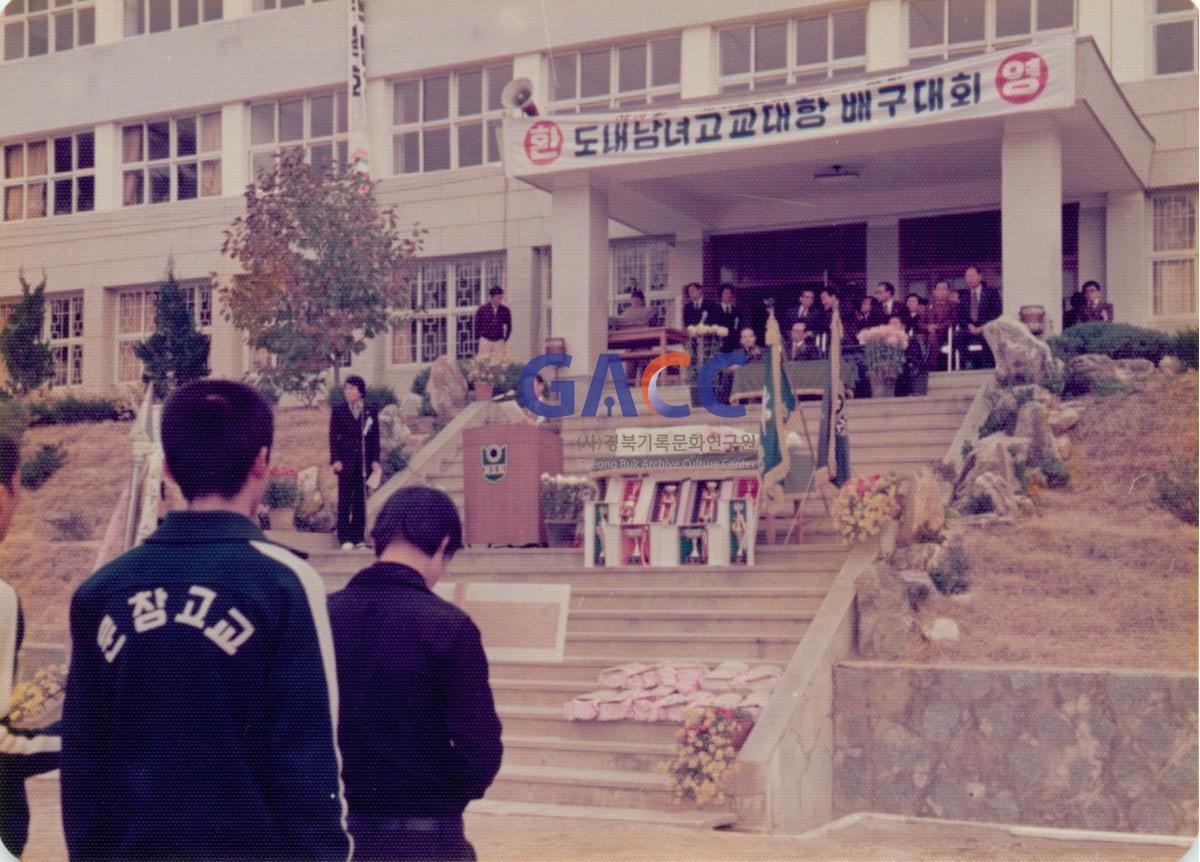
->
<box><xmin>23</xmin><ymin>774</ymin><xmax>1190</xmax><ymax>861</ymax></box>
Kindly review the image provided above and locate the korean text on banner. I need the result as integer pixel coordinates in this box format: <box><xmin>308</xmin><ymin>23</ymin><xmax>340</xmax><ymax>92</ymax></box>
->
<box><xmin>504</xmin><ymin>35</ymin><xmax>1076</xmax><ymax>177</ymax></box>
<box><xmin>347</xmin><ymin>0</ymin><xmax>369</xmax><ymax>179</ymax></box>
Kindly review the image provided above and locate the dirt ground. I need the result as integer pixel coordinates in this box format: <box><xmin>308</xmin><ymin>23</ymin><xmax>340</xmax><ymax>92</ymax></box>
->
<box><xmin>0</xmin><ymin>405</ymin><xmax>332</xmax><ymax>645</ymax></box>
<box><xmin>906</xmin><ymin>372</ymin><xmax>1199</xmax><ymax>671</ymax></box>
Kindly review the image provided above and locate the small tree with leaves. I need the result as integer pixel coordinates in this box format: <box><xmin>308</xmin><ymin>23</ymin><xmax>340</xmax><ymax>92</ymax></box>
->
<box><xmin>0</xmin><ymin>271</ymin><xmax>54</xmax><ymax>395</ymax></box>
<box><xmin>219</xmin><ymin>150</ymin><xmax>422</xmax><ymax>401</ymax></box>
<box><xmin>134</xmin><ymin>270</ymin><xmax>211</xmax><ymax>398</ymax></box>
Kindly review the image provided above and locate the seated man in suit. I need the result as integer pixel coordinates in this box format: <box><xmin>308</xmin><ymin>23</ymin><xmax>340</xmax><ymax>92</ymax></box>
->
<box><xmin>789</xmin><ymin>322</ymin><xmax>822</xmax><ymax>361</ymax></box>
<box><xmin>956</xmin><ymin>266</ymin><xmax>1002</xmax><ymax>368</ymax></box>
<box><xmin>616</xmin><ymin>289</ymin><xmax>654</xmax><ymax>329</ymax></box>
<box><xmin>681</xmin><ymin>282</ymin><xmax>716</xmax><ymax>327</ymax></box>
<box><xmin>737</xmin><ymin>326</ymin><xmax>764</xmax><ymax>363</ymax></box>
<box><xmin>710</xmin><ymin>285</ymin><xmax>743</xmax><ymax>353</ymax></box>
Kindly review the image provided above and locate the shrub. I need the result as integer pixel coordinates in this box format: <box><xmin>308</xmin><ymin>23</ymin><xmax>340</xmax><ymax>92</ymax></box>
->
<box><xmin>1041</xmin><ymin>456</ymin><xmax>1070</xmax><ymax>488</ymax></box>
<box><xmin>1155</xmin><ymin>457</ymin><xmax>1199</xmax><ymax>524</ymax></box>
<box><xmin>1012</xmin><ymin>459</ymin><xmax>1029</xmax><ymax>495</ymax></box>
<box><xmin>929</xmin><ymin>540</ymin><xmax>969</xmax><ymax>595</ymax></box>
<box><xmin>0</xmin><ymin>399</ymin><xmax>29</xmax><ymax>438</ymax></box>
<box><xmin>28</xmin><ymin>396</ymin><xmax>122</xmax><ymax>426</ymax></box>
<box><xmin>253</xmin><ymin>380</ymin><xmax>281</xmax><ymax>406</ymax></box>
<box><xmin>20</xmin><ymin>443</ymin><xmax>67</xmax><ymax>490</ymax></box>
<box><xmin>1050</xmin><ymin>322</ymin><xmax>1172</xmax><ymax>364</ymax></box>
<box><xmin>1168</xmin><ymin>328</ymin><xmax>1198</xmax><ymax>369</ymax></box>
<box><xmin>262</xmin><ymin>473</ymin><xmax>299</xmax><ymax>509</ymax></box>
<box><xmin>966</xmin><ymin>493</ymin><xmax>994</xmax><ymax>515</ymax></box>
<box><xmin>381</xmin><ymin>446</ymin><xmax>408</xmax><ymax>482</ymax></box>
<box><xmin>45</xmin><ymin>511</ymin><xmax>93</xmax><ymax>541</ymax></box>
<box><xmin>978</xmin><ymin>406</ymin><xmax>1015</xmax><ymax>438</ymax></box>
<box><xmin>410</xmin><ymin>367</ymin><xmax>436</xmax><ymax>416</ymax></box>
<box><xmin>328</xmin><ymin>383</ymin><xmax>398</xmax><ymax>414</ymax></box>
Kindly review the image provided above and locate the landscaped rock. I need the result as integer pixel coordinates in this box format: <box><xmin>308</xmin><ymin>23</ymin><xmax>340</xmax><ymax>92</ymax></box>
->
<box><xmin>397</xmin><ymin>391</ymin><xmax>424</xmax><ymax>420</ymax></box>
<box><xmin>1159</xmin><ymin>355</ymin><xmax>1184</xmax><ymax>374</ymax></box>
<box><xmin>898</xmin><ymin>569</ymin><xmax>936</xmax><ymax>608</ymax></box>
<box><xmin>898</xmin><ymin>468</ymin><xmax>946</xmax><ymax>544</ymax></box>
<box><xmin>297</xmin><ymin>466</ymin><xmax>320</xmax><ymax>499</ymax></box>
<box><xmin>855</xmin><ymin>563</ymin><xmax>916</xmax><ymax>660</ymax></box>
<box><xmin>983</xmin><ymin>319</ymin><xmax>1056</xmax><ymax>386</ymax></box>
<box><xmin>1016</xmin><ymin>495</ymin><xmax>1035</xmax><ymax>516</ymax></box>
<box><xmin>427</xmin><ymin>355</ymin><xmax>468</xmax><ymax>417</ymax></box>
<box><xmin>378</xmin><ymin>404</ymin><xmax>404</xmax><ymax>448</ymax></box>
<box><xmin>956</xmin><ymin>433</ymin><xmax>1016</xmax><ymax>499</ymax></box>
<box><xmin>1054</xmin><ymin>434</ymin><xmax>1071</xmax><ymax>460</ymax></box>
<box><xmin>1047</xmin><ymin>405</ymin><xmax>1079</xmax><ymax>434</ymax></box>
<box><xmin>892</xmin><ymin>542</ymin><xmax>940</xmax><ymax>572</ymax></box>
<box><xmin>1015</xmin><ymin>401</ymin><xmax>1054</xmax><ymax>469</ymax></box>
<box><xmin>1009</xmin><ymin>384</ymin><xmax>1057</xmax><ymax>407</ymax></box>
<box><xmin>1067</xmin><ymin>354</ymin><xmax>1118</xmax><ymax>388</ymax></box>
<box><xmin>294</xmin><ymin>490</ymin><xmax>335</xmax><ymax>533</ymax></box>
<box><xmin>970</xmin><ymin>471</ymin><xmax>1019</xmax><ymax>517</ymax></box>
<box><xmin>922</xmin><ymin>617</ymin><xmax>960</xmax><ymax>642</ymax></box>
<box><xmin>1114</xmin><ymin>357</ymin><xmax>1156</xmax><ymax>381</ymax></box>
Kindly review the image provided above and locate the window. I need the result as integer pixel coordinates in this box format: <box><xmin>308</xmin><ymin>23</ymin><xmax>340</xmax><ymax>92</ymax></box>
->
<box><xmin>392</xmin><ymin>63</ymin><xmax>512</xmax><ymax>174</ymax></box>
<box><xmin>3</xmin><ymin>131</ymin><xmax>94</xmax><ymax>221</ymax></box>
<box><xmin>392</xmin><ymin>255</ymin><xmax>504</xmax><ymax>363</ymax></box>
<box><xmin>115</xmin><ymin>282</ymin><xmax>212</xmax><ymax>382</ymax></box>
<box><xmin>4</xmin><ymin>0</ymin><xmax>94</xmax><ymax>61</ymax></box>
<box><xmin>550</xmin><ymin>36</ymin><xmax>681</xmax><ymax>111</ymax></box>
<box><xmin>1154</xmin><ymin>0</ymin><xmax>1197</xmax><ymax>76</ymax></box>
<box><xmin>907</xmin><ymin>0</ymin><xmax>1074</xmax><ymax>64</ymax></box>
<box><xmin>1151</xmin><ymin>189</ymin><xmax>1197</xmax><ymax>317</ymax></box>
<box><xmin>252</xmin><ymin>0</ymin><xmax>332</xmax><ymax>10</ymax></box>
<box><xmin>123</xmin><ymin>113</ymin><xmax>221</xmax><ymax>206</ymax></box>
<box><xmin>719</xmin><ymin>11</ymin><xmax>866</xmax><ymax>93</ymax></box>
<box><xmin>249</xmin><ymin>91</ymin><xmax>348</xmax><ymax>180</ymax></box>
<box><xmin>124</xmin><ymin>0</ymin><xmax>222</xmax><ymax>36</ymax></box>
<box><xmin>47</xmin><ymin>295</ymin><xmax>84</xmax><ymax>386</ymax></box>
<box><xmin>611</xmin><ymin>237</ymin><xmax>672</xmax><ymax>322</ymax></box>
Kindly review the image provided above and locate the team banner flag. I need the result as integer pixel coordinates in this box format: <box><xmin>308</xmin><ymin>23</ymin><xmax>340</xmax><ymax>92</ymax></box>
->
<box><xmin>347</xmin><ymin>0</ymin><xmax>370</xmax><ymax>181</ymax></box>
<box><xmin>816</xmin><ymin>305</ymin><xmax>852</xmax><ymax>487</ymax></box>
<box><xmin>760</xmin><ymin>310</ymin><xmax>796</xmax><ymax>507</ymax></box>
<box><xmin>504</xmin><ymin>35</ymin><xmax>1075</xmax><ymax>177</ymax></box>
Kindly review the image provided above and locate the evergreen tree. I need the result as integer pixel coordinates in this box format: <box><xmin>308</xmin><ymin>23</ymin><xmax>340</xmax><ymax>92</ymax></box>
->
<box><xmin>0</xmin><ymin>271</ymin><xmax>54</xmax><ymax>394</ymax></box>
<box><xmin>134</xmin><ymin>271</ymin><xmax>211</xmax><ymax>398</ymax></box>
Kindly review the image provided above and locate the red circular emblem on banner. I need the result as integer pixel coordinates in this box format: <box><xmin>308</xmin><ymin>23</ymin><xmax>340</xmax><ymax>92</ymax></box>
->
<box><xmin>995</xmin><ymin>50</ymin><xmax>1049</xmax><ymax>104</ymax></box>
<box><xmin>524</xmin><ymin>120</ymin><xmax>565</xmax><ymax>166</ymax></box>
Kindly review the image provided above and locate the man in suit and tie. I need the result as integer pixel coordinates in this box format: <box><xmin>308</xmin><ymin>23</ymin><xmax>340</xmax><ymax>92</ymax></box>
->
<box><xmin>681</xmin><ymin>282</ymin><xmax>716</xmax><ymax>327</ymax></box>
<box><xmin>1078</xmin><ymin>280</ymin><xmax>1114</xmax><ymax>323</ymax></box>
<box><xmin>785</xmin><ymin>288</ymin><xmax>827</xmax><ymax>339</ymax></box>
<box><xmin>870</xmin><ymin>282</ymin><xmax>908</xmax><ymax>328</ymax></box>
<box><xmin>957</xmin><ymin>266</ymin><xmax>1002</xmax><ymax>368</ymax></box>
<box><xmin>710</xmin><ymin>285</ymin><xmax>743</xmax><ymax>353</ymax></box>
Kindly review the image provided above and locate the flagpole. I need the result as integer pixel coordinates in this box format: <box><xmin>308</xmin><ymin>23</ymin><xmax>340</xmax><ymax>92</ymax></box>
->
<box><xmin>827</xmin><ymin>299</ymin><xmax>842</xmax><ymax>476</ymax></box>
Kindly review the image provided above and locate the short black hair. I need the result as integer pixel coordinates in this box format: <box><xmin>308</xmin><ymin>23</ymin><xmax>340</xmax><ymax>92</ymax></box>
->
<box><xmin>0</xmin><ymin>434</ymin><xmax>18</xmax><ymax>490</ymax></box>
<box><xmin>344</xmin><ymin>375</ymin><xmax>367</xmax><ymax>398</ymax></box>
<box><xmin>372</xmin><ymin>486</ymin><xmax>464</xmax><ymax>558</ymax></box>
<box><xmin>720</xmin><ymin>284</ymin><xmax>736</xmax><ymax>296</ymax></box>
<box><xmin>1082</xmin><ymin>280</ymin><xmax>1101</xmax><ymax>291</ymax></box>
<box><xmin>630</xmin><ymin>289</ymin><xmax>646</xmax><ymax>302</ymax></box>
<box><xmin>162</xmin><ymin>380</ymin><xmax>274</xmax><ymax>501</ymax></box>
<box><xmin>877</xmin><ymin>282</ymin><xmax>895</xmax><ymax>296</ymax></box>
<box><xmin>800</xmin><ymin>287</ymin><xmax>815</xmax><ymax>296</ymax></box>
<box><xmin>489</xmin><ymin>286</ymin><xmax>504</xmax><ymax>297</ymax></box>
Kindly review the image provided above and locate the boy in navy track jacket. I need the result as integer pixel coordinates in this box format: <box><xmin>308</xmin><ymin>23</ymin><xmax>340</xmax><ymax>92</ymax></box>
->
<box><xmin>61</xmin><ymin>381</ymin><xmax>352</xmax><ymax>862</ymax></box>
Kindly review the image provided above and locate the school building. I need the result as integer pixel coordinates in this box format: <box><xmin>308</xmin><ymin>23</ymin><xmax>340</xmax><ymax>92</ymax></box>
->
<box><xmin>0</xmin><ymin>0</ymin><xmax>1195</xmax><ymax>391</ymax></box>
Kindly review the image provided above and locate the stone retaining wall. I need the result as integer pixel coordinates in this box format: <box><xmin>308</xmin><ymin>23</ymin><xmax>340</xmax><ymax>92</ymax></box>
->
<box><xmin>833</xmin><ymin>661</ymin><xmax>1198</xmax><ymax>836</ymax></box>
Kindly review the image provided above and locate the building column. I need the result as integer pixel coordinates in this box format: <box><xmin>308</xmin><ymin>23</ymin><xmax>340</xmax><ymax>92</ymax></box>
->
<box><xmin>93</xmin><ymin>2</ymin><xmax>122</xmax><ymax>44</ymax></box>
<box><xmin>865</xmin><ymin>218</ymin><xmax>900</xmax><ymax>294</ymax></box>
<box><xmin>866</xmin><ymin>0</ymin><xmax>906</xmax><ymax>73</ymax></box>
<box><xmin>670</xmin><ymin>229</ymin><xmax>705</xmax><ymax>324</ymax></box>
<box><xmin>92</xmin><ymin>122</ymin><xmax>121</xmax><ymax>212</ymax></box>
<box><xmin>1076</xmin><ymin>205</ymin><xmax>1107</xmax><ymax>299</ymax></box>
<box><xmin>221</xmin><ymin>103</ymin><xmax>250</xmax><ymax>197</ymax></box>
<box><xmin>680</xmin><ymin>26</ymin><xmax>717</xmax><ymax>100</ymax></box>
<box><xmin>1105</xmin><ymin>191</ymin><xmax>1151</xmax><ymax>325</ymax></box>
<box><xmin>81</xmin><ymin>288</ymin><xmax>114</xmax><ymax>389</ymax></box>
<box><xmin>505</xmin><ymin>245</ymin><xmax>536</xmax><ymax>362</ymax></box>
<box><xmin>222</xmin><ymin>0</ymin><xmax>254</xmax><ymax>21</ymax></box>
<box><xmin>365</xmin><ymin>78</ymin><xmax>391</xmax><ymax>177</ymax></box>
<box><xmin>549</xmin><ymin>180</ymin><xmax>609</xmax><ymax>376</ymax></box>
<box><xmin>1001</xmin><ymin>117</ymin><xmax>1062</xmax><ymax>327</ymax></box>
<box><xmin>512</xmin><ymin>52</ymin><xmax>545</xmax><ymax>106</ymax></box>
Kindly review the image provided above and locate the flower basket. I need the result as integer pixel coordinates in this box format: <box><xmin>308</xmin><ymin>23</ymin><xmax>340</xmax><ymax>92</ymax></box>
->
<box><xmin>662</xmin><ymin>706</ymin><xmax>753</xmax><ymax>806</ymax></box>
<box><xmin>544</xmin><ymin>519</ymin><xmax>579</xmax><ymax>548</ymax></box>
<box><xmin>540</xmin><ymin>474</ymin><xmax>597</xmax><ymax>545</ymax></box>
<box><xmin>858</xmin><ymin>325</ymin><xmax>908</xmax><ymax>395</ymax></box>
<box><xmin>467</xmin><ymin>349</ymin><xmax>510</xmax><ymax>387</ymax></box>
<box><xmin>831</xmin><ymin>473</ymin><xmax>902</xmax><ymax>545</ymax></box>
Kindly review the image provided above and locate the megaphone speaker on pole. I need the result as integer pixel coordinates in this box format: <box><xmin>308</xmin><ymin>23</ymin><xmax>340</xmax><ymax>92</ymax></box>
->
<box><xmin>500</xmin><ymin>77</ymin><xmax>539</xmax><ymax>117</ymax></box>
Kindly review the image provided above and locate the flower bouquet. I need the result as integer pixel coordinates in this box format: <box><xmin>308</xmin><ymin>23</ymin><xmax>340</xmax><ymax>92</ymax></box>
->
<box><xmin>662</xmin><ymin>706</ymin><xmax>753</xmax><ymax>805</ymax></box>
<box><xmin>466</xmin><ymin>349</ymin><xmax>510</xmax><ymax>399</ymax></box>
<box><xmin>831</xmin><ymin>473</ymin><xmax>902</xmax><ymax>544</ymax></box>
<box><xmin>7</xmin><ymin>663</ymin><xmax>67</xmax><ymax>728</ymax></box>
<box><xmin>857</xmin><ymin>324</ymin><xmax>909</xmax><ymax>396</ymax></box>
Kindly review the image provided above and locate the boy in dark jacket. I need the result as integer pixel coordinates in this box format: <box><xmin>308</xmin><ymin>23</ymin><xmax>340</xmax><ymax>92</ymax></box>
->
<box><xmin>329</xmin><ymin>374</ymin><xmax>381</xmax><ymax>550</ymax></box>
<box><xmin>329</xmin><ymin>486</ymin><xmax>502</xmax><ymax>861</ymax></box>
<box><xmin>61</xmin><ymin>381</ymin><xmax>351</xmax><ymax>862</ymax></box>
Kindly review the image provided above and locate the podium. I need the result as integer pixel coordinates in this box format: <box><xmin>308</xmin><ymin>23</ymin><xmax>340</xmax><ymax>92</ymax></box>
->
<box><xmin>463</xmin><ymin>423</ymin><xmax>562</xmax><ymax>546</ymax></box>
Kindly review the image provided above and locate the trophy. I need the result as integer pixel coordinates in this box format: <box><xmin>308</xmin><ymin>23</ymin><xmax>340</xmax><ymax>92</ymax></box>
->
<box><xmin>628</xmin><ymin>528</ymin><xmax>646</xmax><ymax>565</ymax></box>
<box><xmin>730</xmin><ymin>501</ymin><xmax>748</xmax><ymax>563</ymax></box>
<box><xmin>594</xmin><ymin>502</ymin><xmax>608</xmax><ymax>565</ymax></box>
<box><xmin>697</xmin><ymin>481</ymin><xmax>719</xmax><ymax>523</ymax></box>
<box><xmin>655</xmin><ymin>483</ymin><xmax>678</xmax><ymax>523</ymax></box>
<box><xmin>684</xmin><ymin>527</ymin><xmax>706</xmax><ymax>564</ymax></box>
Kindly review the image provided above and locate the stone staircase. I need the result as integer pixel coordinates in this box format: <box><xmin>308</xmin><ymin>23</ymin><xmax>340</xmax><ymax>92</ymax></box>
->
<box><xmin>302</xmin><ymin>369</ymin><xmax>989</xmax><ymax>827</ymax></box>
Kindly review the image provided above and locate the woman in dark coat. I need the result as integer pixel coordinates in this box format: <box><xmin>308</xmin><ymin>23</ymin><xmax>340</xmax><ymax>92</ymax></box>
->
<box><xmin>329</xmin><ymin>375</ymin><xmax>381</xmax><ymax>550</ymax></box>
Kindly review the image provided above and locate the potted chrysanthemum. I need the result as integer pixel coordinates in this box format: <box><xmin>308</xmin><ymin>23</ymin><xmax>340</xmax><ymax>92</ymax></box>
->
<box><xmin>857</xmin><ymin>323</ymin><xmax>910</xmax><ymax>397</ymax></box>
<box><xmin>539</xmin><ymin>473</ymin><xmax>598</xmax><ymax>547</ymax></box>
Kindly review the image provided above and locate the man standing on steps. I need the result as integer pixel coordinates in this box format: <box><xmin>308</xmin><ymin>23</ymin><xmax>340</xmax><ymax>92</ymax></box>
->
<box><xmin>330</xmin><ymin>375</ymin><xmax>381</xmax><ymax>551</ymax></box>
<box><xmin>329</xmin><ymin>486</ymin><xmax>502</xmax><ymax>861</ymax></box>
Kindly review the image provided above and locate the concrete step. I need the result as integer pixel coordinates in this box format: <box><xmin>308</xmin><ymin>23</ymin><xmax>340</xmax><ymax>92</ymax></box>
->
<box><xmin>569</xmin><ymin>586</ymin><xmax>827</xmax><ymax>613</ymax></box>
<box><xmin>487</xmin><ymin>763</ymin><xmax>685</xmax><ymax>810</ymax></box>
<box><xmin>568</xmin><ymin>609</ymin><xmax>812</xmax><ymax>637</ymax></box>
<box><xmin>500</xmin><ymin>735</ymin><xmax>673</xmax><ymax>773</ymax></box>
<box><xmin>498</xmin><ymin>705</ymin><xmax>680</xmax><ymax>743</ymax></box>
<box><xmin>466</xmin><ymin>797</ymin><xmax>736</xmax><ymax>828</ymax></box>
<box><xmin>492</xmin><ymin>678</ymin><xmax>600</xmax><ymax>709</ymax></box>
<box><xmin>490</xmin><ymin>655</ymin><xmax>777</xmax><ymax>684</ymax></box>
<box><xmin>563</xmin><ymin>630</ymin><xmax>801</xmax><ymax>661</ymax></box>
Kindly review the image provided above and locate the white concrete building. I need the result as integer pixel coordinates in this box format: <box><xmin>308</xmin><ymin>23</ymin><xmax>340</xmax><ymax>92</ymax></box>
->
<box><xmin>0</xmin><ymin>0</ymin><xmax>1195</xmax><ymax>392</ymax></box>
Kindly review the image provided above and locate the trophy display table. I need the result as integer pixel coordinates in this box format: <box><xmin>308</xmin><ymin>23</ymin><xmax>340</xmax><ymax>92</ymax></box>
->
<box><xmin>463</xmin><ymin>423</ymin><xmax>562</xmax><ymax>547</ymax></box>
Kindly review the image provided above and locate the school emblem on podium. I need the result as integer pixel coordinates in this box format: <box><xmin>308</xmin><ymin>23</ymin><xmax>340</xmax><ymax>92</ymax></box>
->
<box><xmin>481</xmin><ymin>444</ymin><xmax>507</xmax><ymax>482</ymax></box>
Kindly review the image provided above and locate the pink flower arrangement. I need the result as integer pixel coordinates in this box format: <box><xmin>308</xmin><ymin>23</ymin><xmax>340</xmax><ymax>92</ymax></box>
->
<box><xmin>857</xmin><ymin>324</ymin><xmax>910</xmax><ymax>351</ymax></box>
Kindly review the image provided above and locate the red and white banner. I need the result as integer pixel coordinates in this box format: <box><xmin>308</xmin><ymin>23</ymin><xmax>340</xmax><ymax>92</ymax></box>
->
<box><xmin>504</xmin><ymin>35</ymin><xmax>1076</xmax><ymax>177</ymax></box>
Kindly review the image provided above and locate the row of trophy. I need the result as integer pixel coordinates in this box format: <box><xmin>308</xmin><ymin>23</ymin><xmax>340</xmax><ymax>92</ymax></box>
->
<box><xmin>583</xmin><ymin>476</ymin><xmax>758</xmax><ymax>568</ymax></box>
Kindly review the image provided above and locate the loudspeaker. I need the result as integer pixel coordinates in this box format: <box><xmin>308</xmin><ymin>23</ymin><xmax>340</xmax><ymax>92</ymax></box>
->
<box><xmin>500</xmin><ymin>77</ymin><xmax>539</xmax><ymax>117</ymax></box>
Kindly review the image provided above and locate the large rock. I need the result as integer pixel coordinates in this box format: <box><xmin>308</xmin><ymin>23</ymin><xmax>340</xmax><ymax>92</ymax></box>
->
<box><xmin>297</xmin><ymin>466</ymin><xmax>320</xmax><ymax>499</ymax></box>
<box><xmin>855</xmin><ymin>563</ymin><xmax>916</xmax><ymax>660</ymax></box>
<box><xmin>377</xmin><ymin>404</ymin><xmax>404</xmax><ymax>449</ymax></box>
<box><xmin>982</xmin><ymin>319</ymin><xmax>1056</xmax><ymax>386</ymax></box>
<box><xmin>891</xmin><ymin>542</ymin><xmax>941</xmax><ymax>572</ymax></box>
<box><xmin>397</xmin><ymin>391</ymin><xmax>424</xmax><ymax>421</ymax></box>
<box><xmin>1014</xmin><ymin>401</ymin><xmax>1055</xmax><ymax>468</ymax></box>
<box><xmin>898</xmin><ymin>469</ymin><xmax>946</xmax><ymax>544</ymax></box>
<box><xmin>956</xmin><ymin>433</ymin><xmax>1017</xmax><ymax>500</ymax></box>
<box><xmin>1115</xmin><ymin>357</ymin><xmax>1156</xmax><ymax>381</ymax></box>
<box><xmin>294</xmin><ymin>490</ymin><xmax>335</xmax><ymax>533</ymax></box>
<box><xmin>1066</xmin><ymin>354</ymin><xmax>1118</xmax><ymax>390</ymax></box>
<box><xmin>427</xmin><ymin>356</ymin><xmax>468</xmax><ymax>417</ymax></box>
<box><xmin>1047</xmin><ymin>405</ymin><xmax>1079</xmax><ymax>434</ymax></box>
<box><xmin>970</xmin><ymin>471</ymin><xmax>1019</xmax><ymax>517</ymax></box>
<box><xmin>1159</xmin><ymin>355</ymin><xmax>1184</xmax><ymax>375</ymax></box>
<box><xmin>922</xmin><ymin>618</ymin><xmax>961</xmax><ymax>642</ymax></box>
<box><xmin>1054</xmin><ymin>434</ymin><xmax>1071</xmax><ymax>460</ymax></box>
